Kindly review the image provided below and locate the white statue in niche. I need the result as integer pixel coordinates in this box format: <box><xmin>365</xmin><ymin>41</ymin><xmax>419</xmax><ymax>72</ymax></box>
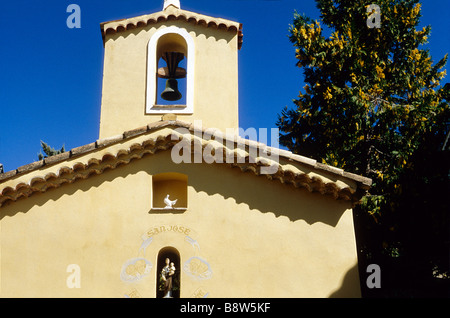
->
<box><xmin>161</xmin><ymin>258</ymin><xmax>176</xmax><ymax>298</ymax></box>
<box><xmin>164</xmin><ymin>194</ymin><xmax>177</xmax><ymax>209</ymax></box>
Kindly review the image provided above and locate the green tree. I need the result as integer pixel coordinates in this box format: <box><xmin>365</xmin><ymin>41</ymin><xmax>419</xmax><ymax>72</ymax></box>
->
<box><xmin>277</xmin><ymin>0</ymin><xmax>449</xmax><ymax>296</ymax></box>
<box><xmin>38</xmin><ymin>140</ymin><xmax>65</xmax><ymax>160</ymax></box>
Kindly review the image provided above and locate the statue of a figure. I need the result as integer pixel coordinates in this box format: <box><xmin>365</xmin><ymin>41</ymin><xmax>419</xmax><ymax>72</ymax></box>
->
<box><xmin>161</xmin><ymin>258</ymin><xmax>176</xmax><ymax>298</ymax></box>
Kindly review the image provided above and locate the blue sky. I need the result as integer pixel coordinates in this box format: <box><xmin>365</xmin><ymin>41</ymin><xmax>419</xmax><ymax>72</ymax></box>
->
<box><xmin>0</xmin><ymin>0</ymin><xmax>449</xmax><ymax>172</ymax></box>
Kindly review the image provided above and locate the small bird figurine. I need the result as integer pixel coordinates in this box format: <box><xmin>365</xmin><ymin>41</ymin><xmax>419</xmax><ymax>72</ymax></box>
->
<box><xmin>164</xmin><ymin>194</ymin><xmax>177</xmax><ymax>209</ymax></box>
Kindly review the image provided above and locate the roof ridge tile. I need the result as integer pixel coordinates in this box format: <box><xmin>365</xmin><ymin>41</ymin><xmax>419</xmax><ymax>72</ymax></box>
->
<box><xmin>0</xmin><ymin>120</ymin><xmax>372</xmax><ymax>192</ymax></box>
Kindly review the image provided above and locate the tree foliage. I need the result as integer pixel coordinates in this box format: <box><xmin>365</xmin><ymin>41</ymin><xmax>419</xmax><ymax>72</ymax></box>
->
<box><xmin>278</xmin><ymin>0</ymin><xmax>449</xmax><ymax>296</ymax></box>
<box><xmin>38</xmin><ymin>141</ymin><xmax>65</xmax><ymax>160</ymax></box>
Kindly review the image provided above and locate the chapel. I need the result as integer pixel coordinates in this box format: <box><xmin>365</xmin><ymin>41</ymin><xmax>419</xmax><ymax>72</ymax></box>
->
<box><xmin>0</xmin><ymin>0</ymin><xmax>371</xmax><ymax>298</ymax></box>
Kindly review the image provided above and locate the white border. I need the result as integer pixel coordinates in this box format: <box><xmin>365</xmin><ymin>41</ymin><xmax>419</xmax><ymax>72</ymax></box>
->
<box><xmin>146</xmin><ymin>26</ymin><xmax>195</xmax><ymax>114</ymax></box>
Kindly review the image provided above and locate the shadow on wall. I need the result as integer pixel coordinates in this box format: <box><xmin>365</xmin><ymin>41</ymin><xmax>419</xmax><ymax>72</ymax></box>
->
<box><xmin>329</xmin><ymin>264</ymin><xmax>361</xmax><ymax>298</ymax></box>
<box><xmin>188</xmin><ymin>167</ymin><xmax>350</xmax><ymax>226</ymax></box>
<box><xmin>0</xmin><ymin>149</ymin><xmax>350</xmax><ymax>228</ymax></box>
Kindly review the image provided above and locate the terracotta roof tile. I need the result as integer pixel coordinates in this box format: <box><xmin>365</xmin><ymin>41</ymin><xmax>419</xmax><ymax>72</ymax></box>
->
<box><xmin>96</xmin><ymin>134</ymin><xmax>124</xmax><ymax>148</ymax></box>
<box><xmin>43</xmin><ymin>151</ymin><xmax>71</xmax><ymax>165</ymax></box>
<box><xmin>16</xmin><ymin>161</ymin><xmax>44</xmax><ymax>174</ymax></box>
<box><xmin>123</xmin><ymin>125</ymin><xmax>148</xmax><ymax>138</ymax></box>
<box><xmin>0</xmin><ymin>120</ymin><xmax>372</xmax><ymax>208</ymax></box>
<box><xmin>0</xmin><ymin>170</ymin><xmax>17</xmax><ymax>182</ymax></box>
<box><xmin>70</xmin><ymin>142</ymin><xmax>97</xmax><ymax>157</ymax></box>
<box><xmin>100</xmin><ymin>7</ymin><xmax>244</xmax><ymax>49</ymax></box>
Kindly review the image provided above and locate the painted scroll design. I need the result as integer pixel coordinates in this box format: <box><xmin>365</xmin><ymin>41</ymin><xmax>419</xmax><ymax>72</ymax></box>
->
<box><xmin>183</xmin><ymin>256</ymin><xmax>212</xmax><ymax>280</ymax></box>
<box><xmin>120</xmin><ymin>258</ymin><xmax>152</xmax><ymax>283</ymax></box>
<box><xmin>120</xmin><ymin>224</ymin><xmax>212</xmax><ymax>297</ymax></box>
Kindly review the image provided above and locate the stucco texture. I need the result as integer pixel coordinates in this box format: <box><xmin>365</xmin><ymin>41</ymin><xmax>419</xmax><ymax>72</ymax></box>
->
<box><xmin>0</xmin><ymin>149</ymin><xmax>360</xmax><ymax>298</ymax></box>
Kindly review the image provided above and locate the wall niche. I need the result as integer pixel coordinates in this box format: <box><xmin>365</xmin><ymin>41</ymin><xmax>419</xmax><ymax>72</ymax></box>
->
<box><xmin>151</xmin><ymin>172</ymin><xmax>187</xmax><ymax>212</ymax></box>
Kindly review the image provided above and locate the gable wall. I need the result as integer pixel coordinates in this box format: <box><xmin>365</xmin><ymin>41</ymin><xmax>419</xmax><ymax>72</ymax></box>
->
<box><xmin>0</xmin><ymin>150</ymin><xmax>360</xmax><ymax>297</ymax></box>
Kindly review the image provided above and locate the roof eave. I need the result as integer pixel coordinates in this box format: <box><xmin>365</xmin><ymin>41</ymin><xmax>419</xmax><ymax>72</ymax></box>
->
<box><xmin>100</xmin><ymin>7</ymin><xmax>244</xmax><ymax>49</ymax></box>
<box><xmin>0</xmin><ymin>120</ymin><xmax>371</xmax><ymax>208</ymax></box>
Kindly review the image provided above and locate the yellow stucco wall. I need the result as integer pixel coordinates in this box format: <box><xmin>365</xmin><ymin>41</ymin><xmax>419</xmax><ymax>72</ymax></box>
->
<box><xmin>99</xmin><ymin>19</ymin><xmax>240</xmax><ymax>139</ymax></box>
<box><xmin>0</xmin><ymin>149</ymin><xmax>360</xmax><ymax>298</ymax></box>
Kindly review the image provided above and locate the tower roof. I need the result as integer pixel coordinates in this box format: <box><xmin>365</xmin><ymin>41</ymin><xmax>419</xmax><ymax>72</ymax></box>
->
<box><xmin>100</xmin><ymin>5</ymin><xmax>244</xmax><ymax>49</ymax></box>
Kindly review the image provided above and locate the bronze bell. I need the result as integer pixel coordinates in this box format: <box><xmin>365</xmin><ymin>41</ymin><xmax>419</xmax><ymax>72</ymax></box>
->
<box><xmin>159</xmin><ymin>52</ymin><xmax>185</xmax><ymax>101</ymax></box>
<box><xmin>161</xmin><ymin>78</ymin><xmax>182</xmax><ymax>101</ymax></box>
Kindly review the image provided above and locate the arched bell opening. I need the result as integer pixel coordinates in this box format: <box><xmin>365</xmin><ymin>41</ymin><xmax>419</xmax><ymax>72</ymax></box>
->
<box><xmin>156</xmin><ymin>33</ymin><xmax>188</xmax><ymax>105</ymax></box>
<box><xmin>146</xmin><ymin>26</ymin><xmax>195</xmax><ymax>114</ymax></box>
<box><xmin>156</xmin><ymin>246</ymin><xmax>181</xmax><ymax>298</ymax></box>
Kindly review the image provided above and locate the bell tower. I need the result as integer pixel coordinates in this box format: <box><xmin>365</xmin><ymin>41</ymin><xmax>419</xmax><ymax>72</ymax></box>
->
<box><xmin>98</xmin><ymin>1</ymin><xmax>243</xmax><ymax>139</ymax></box>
